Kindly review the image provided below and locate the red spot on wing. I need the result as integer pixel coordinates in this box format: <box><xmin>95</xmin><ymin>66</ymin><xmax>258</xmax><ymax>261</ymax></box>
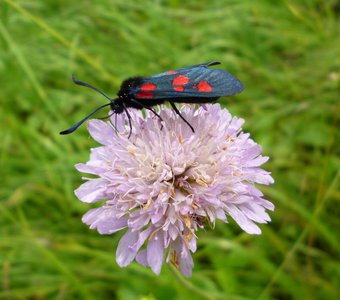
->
<box><xmin>174</xmin><ymin>86</ymin><xmax>184</xmax><ymax>92</ymax></box>
<box><xmin>172</xmin><ymin>75</ymin><xmax>189</xmax><ymax>85</ymax></box>
<box><xmin>197</xmin><ymin>81</ymin><xmax>212</xmax><ymax>92</ymax></box>
<box><xmin>140</xmin><ymin>82</ymin><xmax>156</xmax><ymax>91</ymax></box>
<box><xmin>137</xmin><ymin>91</ymin><xmax>154</xmax><ymax>98</ymax></box>
<box><xmin>167</xmin><ymin>70</ymin><xmax>178</xmax><ymax>75</ymax></box>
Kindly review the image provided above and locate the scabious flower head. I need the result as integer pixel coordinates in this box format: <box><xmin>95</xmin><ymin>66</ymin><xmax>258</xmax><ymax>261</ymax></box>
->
<box><xmin>75</xmin><ymin>104</ymin><xmax>274</xmax><ymax>277</ymax></box>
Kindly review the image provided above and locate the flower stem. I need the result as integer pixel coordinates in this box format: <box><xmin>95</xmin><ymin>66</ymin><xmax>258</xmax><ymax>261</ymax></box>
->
<box><xmin>168</xmin><ymin>264</ymin><xmax>223</xmax><ymax>300</ymax></box>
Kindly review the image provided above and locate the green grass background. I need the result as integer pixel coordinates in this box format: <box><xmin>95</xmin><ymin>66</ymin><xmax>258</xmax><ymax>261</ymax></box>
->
<box><xmin>1</xmin><ymin>0</ymin><xmax>339</xmax><ymax>299</ymax></box>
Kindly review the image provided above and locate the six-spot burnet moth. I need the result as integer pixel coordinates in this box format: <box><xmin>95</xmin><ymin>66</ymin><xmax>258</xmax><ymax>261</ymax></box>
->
<box><xmin>60</xmin><ymin>62</ymin><xmax>244</xmax><ymax>136</ymax></box>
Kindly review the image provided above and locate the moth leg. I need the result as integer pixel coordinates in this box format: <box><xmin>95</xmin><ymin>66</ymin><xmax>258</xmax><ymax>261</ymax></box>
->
<box><xmin>146</xmin><ymin>107</ymin><xmax>164</xmax><ymax>130</ymax></box>
<box><xmin>122</xmin><ymin>104</ymin><xmax>133</xmax><ymax>138</ymax></box>
<box><xmin>169</xmin><ymin>102</ymin><xmax>195</xmax><ymax>133</ymax></box>
<box><xmin>130</xmin><ymin>99</ymin><xmax>164</xmax><ymax>130</ymax></box>
<box><xmin>97</xmin><ymin>112</ymin><xmax>118</xmax><ymax>132</ymax></box>
<box><xmin>146</xmin><ymin>107</ymin><xmax>163</xmax><ymax>122</ymax></box>
<box><xmin>115</xmin><ymin>113</ymin><xmax>118</xmax><ymax>133</ymax></box>
<box><xmin>131</xmin><ymin>99</ymin><xmax>163</xmax><ymax>122</ymax></box>
<box><xmin>98</xmin><ymin>111</ymin><xmax>114</xmax><ymax>120</ymax></box>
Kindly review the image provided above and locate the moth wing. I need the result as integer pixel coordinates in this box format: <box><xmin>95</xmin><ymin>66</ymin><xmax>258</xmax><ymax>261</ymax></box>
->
<box><xmin>131</xmin><ymin>62</ymin><xmax>244</xmax><ymax>99</ymax></box>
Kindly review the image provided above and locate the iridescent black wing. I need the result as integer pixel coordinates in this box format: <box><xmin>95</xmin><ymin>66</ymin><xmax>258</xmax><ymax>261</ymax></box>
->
<box><xmin>130</xmin><ymin>62</ymin><xmax>244</xmax><ymax>100</ymax></box>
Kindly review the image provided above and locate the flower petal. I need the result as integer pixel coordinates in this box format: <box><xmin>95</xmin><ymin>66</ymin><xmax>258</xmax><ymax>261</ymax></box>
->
<box><xmin>116</xmin><ymin>229</ymin><xmax>139</xmax><ymax>267</ymax></box>
<box><xmin>74</xmin><ymin>178</ymin><xmax>108</xmax><ymax>203</ymax></box>
<box><xmin>226</xmin><ymin>204</ymin><xmax>262</xmax><ymax>235</ymax></box>
<box><xmin>87</xmin><ymin>119</ymin><xmax>116</xmax><ymax>145</ymax></box>
<box><xmin>136</xmin><ymin>250</ymin><xmax>148</xmax><ymax>266</ymax></box>
<box><xmin>82</xmin><ymin>207</ymin><xmax>128</xmax><ymax>234</ymax></box>
<box><xmin>147</xmin><ymin>232</ymin><xmax>164</xmax><ymax>275</ymax></box>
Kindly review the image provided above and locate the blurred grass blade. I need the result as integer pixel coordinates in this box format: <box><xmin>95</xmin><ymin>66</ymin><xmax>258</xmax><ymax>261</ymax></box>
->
<box><xmin>3</xmin><ymin>0</ymin><xmax>119</xmax><ymax>85</ymax></box>
<box><xmin>0</xmin><ymin>19</ymin><xmax>47</xmax><ymax>101</ymax></box>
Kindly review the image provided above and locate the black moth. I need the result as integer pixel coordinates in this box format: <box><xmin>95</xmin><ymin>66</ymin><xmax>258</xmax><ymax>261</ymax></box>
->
<box><xmin>60</xmin><ymin>62</ymin><xmax>244</xmax><ymax>136</ymax></box>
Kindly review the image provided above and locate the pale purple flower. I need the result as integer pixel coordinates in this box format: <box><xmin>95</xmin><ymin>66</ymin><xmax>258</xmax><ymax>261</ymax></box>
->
<box><xmin>75</xmin><ymin>104</ymin><xmax>274</xmax><ymax>277</ymax></box>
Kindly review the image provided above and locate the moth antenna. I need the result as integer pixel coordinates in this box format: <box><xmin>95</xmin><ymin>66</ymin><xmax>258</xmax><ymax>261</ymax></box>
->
<box><xmin>72</xmin><ymin>74</ymin><xmax>112</xmax><ymax>101</ymax></box>
<box><xmin>60</xmin><ymin>103</ymin><xmax>111</xmax><ymax>135</ymax></box>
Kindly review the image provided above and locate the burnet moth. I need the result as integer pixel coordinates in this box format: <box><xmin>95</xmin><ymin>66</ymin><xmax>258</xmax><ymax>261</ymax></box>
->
<box><xmin>60</xmin><ymin>62</ymin><xmax>244</xmax><ymax>136</ymax></box>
